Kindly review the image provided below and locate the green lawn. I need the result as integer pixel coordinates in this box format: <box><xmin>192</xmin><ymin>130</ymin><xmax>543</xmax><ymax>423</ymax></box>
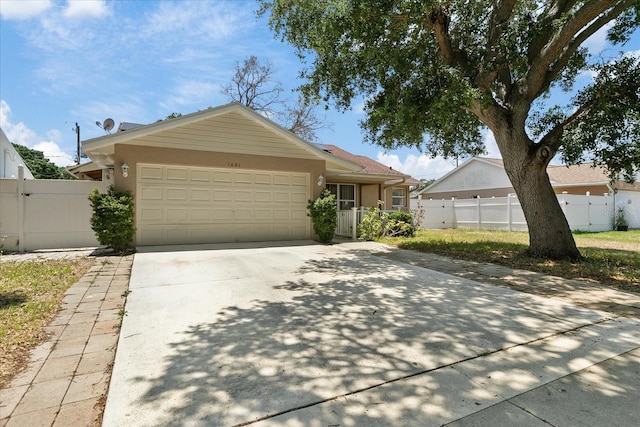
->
<box><xmin>0</xmin><ymin>258</ymin><xmax>93</xmax><ymax>386</ymax></box>
<box><xmin>380</xmin><ymin>229</ymin><xmax>640</xmax><ymax>293</ymax></box>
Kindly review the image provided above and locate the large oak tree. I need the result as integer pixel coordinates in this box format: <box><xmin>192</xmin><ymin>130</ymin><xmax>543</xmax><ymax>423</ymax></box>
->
<box><xmin>259</xmin><ymin>0</ymin><xmax>640</xmax><ymax>259</ymax></box>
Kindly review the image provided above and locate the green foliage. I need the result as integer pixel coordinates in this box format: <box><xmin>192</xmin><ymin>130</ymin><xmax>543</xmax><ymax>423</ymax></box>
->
<box><xmin>12</xmin><ymin>144</ymin><xmax>76</xmax><ymax>180</ymax></box>
<box><xmin>259</xmin><ymin>1</ymin><xmax>640</xmax><ymax>174</ymax></box>
<box><xmin>89</xmin><ymin>186</ymin><xmax>135</xmax><ymax>251</ymax></box>
<box><xmin>259</xmin><ymin>1</ymin><xmax>640</xmax><ymax>259</ymax></box>
<box><xmin>616</xmin><ymin>208</ymin><xmax>628</xmax><ymax>227</ymax></box>
<box><xmin>307</xmin><ymin>189</ymin><xmax>337</xmax><ymax>243</ymax></box>
<box><xmin>358</xmin><ymin>206</ymin><xmax>385</xmax><ymax>241</ymax></box>
<box><xmin>387</xmin><ymin>211</ymin><xmax>415</xmax><ymax>237</ymax></box>
<box><xmin>358</xmin><ymin>204</ymin><xmax>414</xmax><ymax>241</ymax></box>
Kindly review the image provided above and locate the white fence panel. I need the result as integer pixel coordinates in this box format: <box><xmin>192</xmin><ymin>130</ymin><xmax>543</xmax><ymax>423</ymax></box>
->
<box><xmin>559</xmin><ymin>193</ymin><xmax>612</xmax><ymax>232</ymax></box>
<box><xmin>415</xmin><ymin>199</ymin><xmax>456</xmax><ymax>228</ymax></box>
<box><xmin>410</xmin><ymin>193</ymin><xmax>614</xmax><ymax>232</ymax></box>
<box><xmin>0</xmin><ymin>176</ymin><xmax>108</xmax><ymax>252</ymax></box>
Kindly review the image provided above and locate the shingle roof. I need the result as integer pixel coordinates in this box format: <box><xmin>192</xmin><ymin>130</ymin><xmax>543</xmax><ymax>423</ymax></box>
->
<box><xmin>477</xmin><ymin>157</ymin><xmax>609</xmax><ymax>184</ymax></box>
<box><xmin>475</xmin><ymin>157</ymin><xmax>640</xmax><ymax>189</ymax></box>
<box><xmin>318</xmin><ymin>144</ymin><xmax>420</xmax><ymax>184</ymax></box>
<box><xmin>547</xmin><ymin>163</ymin><xmax>609</xmax><ymax>184</ymax></box>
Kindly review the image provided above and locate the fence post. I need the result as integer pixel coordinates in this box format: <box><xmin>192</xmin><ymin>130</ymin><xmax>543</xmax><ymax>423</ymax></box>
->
<box><xmin>507</xmin><ymin>194</ymin><xmax>513</xmax><ymax>232</ymax></box>
<box><xmin>476</xmin><ymin>196</ymin><xmax>481</xmax><ymax>228</ymax></box>
<box><xmin>17</xmin><ymin>165</ymin><xmax>25</xmax><ymax>252</ymax></box>
<box><xmin>451</xmin><ymin>197</ymin><xmax>456</xmax><ymax>229</ymax></box>
<box><xmin>586</xmin><ymin>191</ymin><xmax>591</xmax><ymax>231</ymax></box>
<box><xmin>351</xmin><ymin>207</ymin><xmax>358</xmax><ymax>241</ymax></box>
<box><xmin>560</xmin><ymin>191</ymin><xmax>568</xmax><ymax>217</ymax></box>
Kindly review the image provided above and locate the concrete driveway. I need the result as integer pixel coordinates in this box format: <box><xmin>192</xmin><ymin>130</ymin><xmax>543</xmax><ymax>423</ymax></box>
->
<box><xmin>103</xmin><ymin>241</ymin><xmax>640</xmax><ymax>427</ymax></box>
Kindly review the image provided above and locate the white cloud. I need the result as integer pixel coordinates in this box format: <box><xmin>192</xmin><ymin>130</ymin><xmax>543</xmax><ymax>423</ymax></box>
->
<box><xmin>62</xmin><ymin>0</ymin><xmax>109</xmax><ymax>19</ymax></box>
<box><xmin>160</xmin><ymin>80</ymin><xmax>221</xmax><ymax>110</ymax></box>
<box><xmin>375</xmin><ymin>130</ymin><xmax>503</xmax><ymax>181</ymax></box>
<box><xmin>0</xmin><ymin>0</ymin><xmax>52</xmax><ymax>20</ymax></box>
<box><xmin>376</xmin><ymin>152</ymin><xmax>456</xmax><ymax>180</ymax></box>
<box><xmin>483</xmin><ymin>131</ymin><xmax>501</xmax><ymax>158</ymax></box>
<box><xmin>142</xmin><ymin>1</ymin><xmax>252</xmax><ymax>42</ymax></box>
<box><xmin>582</xmin><ymin>22</ymin><xmax>614</xmax><ymax>55</ymax></box>
<box><xmin>0</xmin><ymin>100</ymin><xmax>75</xmax><ymax>166</ymax></box>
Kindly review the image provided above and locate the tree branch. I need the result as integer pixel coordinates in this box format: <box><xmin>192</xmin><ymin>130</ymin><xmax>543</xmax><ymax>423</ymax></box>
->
<box><xmin>547</xmin><ymin>1</ymin><xmax>633</xmax><ymax>83</ymax></box>
<box><xmin>538</xmin><ymin>102</ymin><xmax>593</xmax><ymax>153</ymax></box>
<box><xmin>526</xmin><ymin>0</ymin><xmax>633</xmax><ymax>101</ymax></box>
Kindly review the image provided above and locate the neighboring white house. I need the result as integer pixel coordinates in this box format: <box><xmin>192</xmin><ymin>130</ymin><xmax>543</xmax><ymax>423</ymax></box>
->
<box><xmin>414</xmin><ymin>157</ymin><xmax>640</xmax><ymax>228</ymax></box>
<box><xmin>0</xmin><ymin>127</ymin><xmax>34</xmax><ymax>179</ymax></box>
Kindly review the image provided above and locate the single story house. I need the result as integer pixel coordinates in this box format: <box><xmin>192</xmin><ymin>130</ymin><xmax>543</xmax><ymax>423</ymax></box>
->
<box><xmin>81</xmin><ymin>102</ymin><xmax>417</xmax><ymax>246</ymax></box>
<box><xmin>414</xmin><ymin>157</ymin><xmax>640</xmax><ymax>227</ymax></box>
<box><xmin>1</xmin><ymin>127</ymin><xmax>34</xmax><ymax>179</ymax></box>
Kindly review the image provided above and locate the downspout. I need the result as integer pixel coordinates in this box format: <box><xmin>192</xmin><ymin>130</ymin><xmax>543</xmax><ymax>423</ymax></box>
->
<box><xmin>382</xmin><ymin>177</ymin><xmax>407</xmax><ymax>209</ymax></box>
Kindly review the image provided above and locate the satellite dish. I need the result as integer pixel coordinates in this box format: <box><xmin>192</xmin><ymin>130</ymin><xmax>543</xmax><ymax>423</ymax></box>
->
<box><xmin>103</xmin><ymin>118</ymin><xmax>115</xmax><ymax>132</ymax></box>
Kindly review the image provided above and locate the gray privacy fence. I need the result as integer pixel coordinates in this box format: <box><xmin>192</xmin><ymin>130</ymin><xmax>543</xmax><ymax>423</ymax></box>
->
<box><xmin>409</xmin><ymin>193</ymin><xmax>615</xmax><ymax>232</ymax></box>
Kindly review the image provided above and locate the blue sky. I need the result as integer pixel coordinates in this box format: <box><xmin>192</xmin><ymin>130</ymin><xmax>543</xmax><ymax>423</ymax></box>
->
<box><xmin>1</xmin><ymin>1</ymin><xmax>638</xmax><ymax>180</ymax></box>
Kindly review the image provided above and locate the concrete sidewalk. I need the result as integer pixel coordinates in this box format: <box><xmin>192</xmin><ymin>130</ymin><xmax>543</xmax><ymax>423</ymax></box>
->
<box><xmin>0</xmin><ymin>252</ymin><xmax>133</xmax><ymax>427</ymax></box>
<box><xmin>103</xmin><ymin>242</ymin><xmax>640</xmax><ymax>426</ymax></box>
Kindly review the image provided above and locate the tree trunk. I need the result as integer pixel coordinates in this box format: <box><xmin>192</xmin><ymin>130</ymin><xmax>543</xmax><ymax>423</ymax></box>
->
<box><xmin>493</xmin><ymin>126</ymin><xmax>582</xmax><ymax>260</ymax></box>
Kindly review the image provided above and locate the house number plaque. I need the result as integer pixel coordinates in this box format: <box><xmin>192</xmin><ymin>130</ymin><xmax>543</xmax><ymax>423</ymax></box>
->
<box><xmin>227</xmin><ymin>162</ymin><xmax>241</xmax><ymax>168</ymax></box>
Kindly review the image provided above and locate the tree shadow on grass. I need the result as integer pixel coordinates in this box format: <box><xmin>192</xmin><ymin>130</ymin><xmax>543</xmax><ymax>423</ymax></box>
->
<box><xmin>0</xmin><ymin>290</ymin><xmax>27</xmax><ymax>309</ymax></box>
<box><xmin>127</xmin><ymin>246</ymin><xmax>639</xmax><ymax>426</ymax></box>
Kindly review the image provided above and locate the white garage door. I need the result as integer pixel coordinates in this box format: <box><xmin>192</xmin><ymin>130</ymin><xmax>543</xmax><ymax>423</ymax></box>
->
<box><xmin>136</xmin><ymin>164</ymin><xmax>310</xmax><ymax>245</ymax></box>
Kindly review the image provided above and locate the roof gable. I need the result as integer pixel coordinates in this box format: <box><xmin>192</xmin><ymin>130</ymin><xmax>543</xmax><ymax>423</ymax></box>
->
<box><xmin>82</xmin><ymin>103</ymin><xmax>360</xmax><ymax>172</ymax></box>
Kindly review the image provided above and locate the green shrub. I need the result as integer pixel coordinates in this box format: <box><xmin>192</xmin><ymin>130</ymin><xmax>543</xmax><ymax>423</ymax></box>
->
<box><xmin>358</xmin><ymin>205</ymin><xmax>385</xmax><ymax>240</ymax></box>
<box><xmin>89</xmin><ymin>186</ymin><xmax>135</xmax><ymax>251</ymax></box>
<box><xmin>358</xmin><ymin>205</ymin><xmax>414</xmax><ymax>240</ymax></box>
<box><xmin>387</xmin><ymin>211</ymin><xmax>415</xmax><ymax>237</ymax></box>
<box><xmin>307</xmin><ymin>189</ymin><xmax>337</xmax><ymax>243</ymax></box>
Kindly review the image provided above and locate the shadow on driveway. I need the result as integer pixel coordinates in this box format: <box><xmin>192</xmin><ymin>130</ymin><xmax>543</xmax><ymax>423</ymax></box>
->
<box><xmin>103</xmin><ymin>243</ymin><xmax>639</xmax><ymax>426</ymax></box>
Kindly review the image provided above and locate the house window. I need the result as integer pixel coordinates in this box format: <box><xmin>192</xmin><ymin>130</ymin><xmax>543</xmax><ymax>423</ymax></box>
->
<box><xmin>392</xmin><ymin>188</ymin><xmax>406</xmax><ymax>207</ymax></box>
<box><xmin>326</xmin><ymin>183</ymin><xmax>356</xmax><ymax>210</ymax></box>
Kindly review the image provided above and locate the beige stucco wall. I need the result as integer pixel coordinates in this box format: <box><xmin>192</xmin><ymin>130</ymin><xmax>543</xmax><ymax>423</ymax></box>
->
<box><xmin>360</xmin><ymin>184</ymin><xmax>380</xmax><ymax>208</ymax></box>
<box><xmin>114</xmin><ymin>144</ymin><xmax>325</xmax><ymax>198</ymax></box>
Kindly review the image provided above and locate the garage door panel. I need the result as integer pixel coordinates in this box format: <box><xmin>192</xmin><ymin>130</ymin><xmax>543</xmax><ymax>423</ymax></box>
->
<box><xmin>190</xmin><ymin>169</ymin><xmax>210</xmax><ymax>182</ymax></box>
<box><xmin>214</xmin><ymin>190</ymin><xmax>233</xmax><ymax>201</ymax></box>
<box><xmin>213</xmin><ymin>171</ymin><xmax>233</xmax><ymax>182</ymax></box>
<box><xmin>212</xmin><ymin>209</ymin><xmax>233</xmax><ymax>220</ymax></box>
<box><xmin>234</xmin><ymin>172</ymin><xmax>253</xmax><ymax>184</ymax></box>
<box><xmin>190</xmin><ymin>209</ymin><xmax>211</xmax><ymax>221</ymax></box>
<box><xmin>255</xmin><ymin>191</ymin><xmax>271</xmax><ymax>202</ymax></box>
<box><xmin>291</xmin><ymin>192</ymin><xmax>307</xmax><ymax>203</ymax></box>
<box><xmin>190</xmin><ymin>189</ymin><xmax>210</xmax><ymax>202</ymax></box>
<box><xmin>137</xmin><ymin>164</ymin><xmax>310</xmax><ymax>245</ymax></box>
<box><xmin>235</xmin><ymin>190</ymin><xmax>252</xmax><ymax>202</ymax></box>
<box><xmin>140</xmin><ymin>165</ymin><xmax>163</xmax><ymax>180</ymax></box>
<box><xmin>255</xmin><ymin>174</ymin><xmax>272</xmax><ymax>185</ymax></box>
<box><xmin>140</xmin><ymin>187</ymin><xmax>163</xmax><ymax>201</ymax></box>
<box><xmin>166</xmin><ymin>168</ymin><xmax>188</xmax><ymax>181</ymax></box>
<box><xmin>166</xmin><ymin>208</ymin><xmax>188</xmax><ymax>221</ymax></box>
<box><xmin>167</xmin><ymin>188</ymin><xmax>188</xmax><ymax>201</ymax></box>
<box><xmin>274</xmin><ymin>192</ymin><xmax>290</xmax><ymax>203</ymax></box>
<box><xmin>140</xmin><ymin>207</ymin><xmax>163</xmax><ymax>222</ymax></box>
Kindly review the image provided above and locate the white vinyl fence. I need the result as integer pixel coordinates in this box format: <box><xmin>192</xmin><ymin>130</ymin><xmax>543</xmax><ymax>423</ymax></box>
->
<box><xmin>0</xmin><ymin>169</ymin><xmax>108</xmax><ymax>252</ymax></box>
<box><xmin>410</xmin><ymin>193</ymin><xmax>616</xmax><ymax>232</ymax></box>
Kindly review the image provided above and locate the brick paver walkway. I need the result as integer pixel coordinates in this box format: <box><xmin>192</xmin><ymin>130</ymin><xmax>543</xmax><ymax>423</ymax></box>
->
<box><xmin>0</xmin><ymin>253</ymin><xmax>133</xmax><ymax>427</ymax></box>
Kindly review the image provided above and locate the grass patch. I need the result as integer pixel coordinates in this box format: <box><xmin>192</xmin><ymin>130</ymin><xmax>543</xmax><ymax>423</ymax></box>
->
<box><xmin>0</xmin><ymin>258</ymin><xmax>93</xmax><ymax>386</ymax></box>
<box><xmin>380</xmin><ymin>229</ymin><xmax>640</xmax><ymax>293</ymax></box>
